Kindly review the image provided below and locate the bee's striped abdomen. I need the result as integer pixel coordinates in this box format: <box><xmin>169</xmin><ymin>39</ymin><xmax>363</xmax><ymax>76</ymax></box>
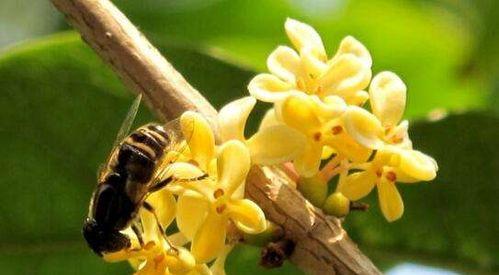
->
<box><xmin>112</xmin><ymin>124</ymin><xmax>170</xmax><ymax>184</ymax></box>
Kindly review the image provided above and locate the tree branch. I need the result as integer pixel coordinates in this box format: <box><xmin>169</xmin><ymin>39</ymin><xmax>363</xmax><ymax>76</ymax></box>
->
<box><xmin>51</xmin><ymin>0</ymin><xmax>381</xmax><ymax>274</ymax></box>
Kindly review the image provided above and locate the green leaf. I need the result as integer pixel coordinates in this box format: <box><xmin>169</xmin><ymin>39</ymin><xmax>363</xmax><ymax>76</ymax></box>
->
<box><xmin>115</xmin><ymin>0</ymin><xmax>487</xmax><ymax>118</ymax></box>
<box><xmin>0</xmin><ymin>32</ymin><xmax>283</xmax><ymax>274</ymax></box>
<box><xmin>226</xmin><ymin>245</ymin><xmax>303</xmax><ymax>275</ymax></box>
<box><xmin>345</xmin><ymin>113</ymin><xmax>499</xmax><ymax>273</ymax></box>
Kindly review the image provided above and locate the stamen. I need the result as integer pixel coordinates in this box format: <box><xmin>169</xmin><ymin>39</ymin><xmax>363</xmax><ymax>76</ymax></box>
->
<box><xmin>154</xmin><ymin>254</ymin><xmax>164</xmax><ymax>264</ymax></box>
<box><xmin>391</xmin><ymin>136</ymin><xmax>403</xmax><ymax>144</ymax></box>
<box><xmin>313</xmin><ymin>132</ymin><xmax>322</xmax><ymax>141</ymax></box>
<box><xmin>375</xmin><ymin>170</ymin><xmax>382</xmax><ymax>178</ymax></box>
<box><xmin>213</xmin><ymin>188</ymin><xmax>225</xmax><ymax>198</ymax></box>
<box><xmin>331</xmin><ymin>126</ymin><xmax>343</xmax><ymax>135</ymax></box>
<box><xmin>216</xmin><ymin>204</ymin><xmax>227</xmax><ymax>214</ymax></box>
<box><xmin>144</xmin><ymin>241</ymin><xmax>156</xmax><ymax>250</ymax></box>
<box><xmin>385</xmin><ymin>171</ymin><xmax>397</xmax><ymax>182</ymax></box>
<box><xmin>297</xmin><ymin>78</ymin><xmax>306</xmax><ymax>91</ymax></box>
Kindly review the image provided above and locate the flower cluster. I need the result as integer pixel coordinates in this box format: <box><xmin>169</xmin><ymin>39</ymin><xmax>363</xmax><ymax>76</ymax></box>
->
<box><xmin>106</xmin><ymin>18</ymin><xmax>438</xmax><ymax>274</ymax></box>
<box><xmin>246</xmin><ymin>18</ymin><xmax>437</xmax><ymax>222</ymax></box>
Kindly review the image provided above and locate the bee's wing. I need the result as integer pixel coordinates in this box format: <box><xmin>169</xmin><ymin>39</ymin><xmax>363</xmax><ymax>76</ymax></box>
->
<box><xmin>113</xmin><ymin>93</ymin><xmax>142</xmax><ymax>148</ymax></box>
<box><xmin>97</xmin><ymin>94</ymin><xmax>142</xmax><ymax>181</ymax></box>
<box><xmin>150</xmin><ymin>117</ymin><xmax>196</xmax><ymax>186</ymax></box>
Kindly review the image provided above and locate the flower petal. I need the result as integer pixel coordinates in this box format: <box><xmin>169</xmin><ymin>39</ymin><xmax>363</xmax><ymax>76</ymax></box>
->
<box><xmin>191</xmin><ymin>212</ymin><xmax>227</xmax><ymax>263</ymax></box>
<box><xmin>293</xmin><ymin>142</ymin><xmax>323</xmax><ymax>177</ymax></box>
<box><xmin>248</xmin><ymin>73</ymin><xmax>298</xmax><ymax>103</ymax></box>
<box><xmin>332</xmin><ymin>36</ymin><xmax>372</xmax><ymax>68</ymax></box>
<box><xmin>176</xmin><ymin>190</ymin><xmax>209</xmax><ymax>240</ymax></box>
<box><xmin>267</xmin><ymin>46</ymin><xmax>301</xmax><ymax>83</ymax></box>
<box><xmin>136</xmin><ymin>257</ymin><xmax>167</xmax><ymax>275</ymax></box>
<box><xmin>259</xmin><ymin>108</ymin><xmax>280</xmax><ymax>130</ymax></box>
<box><xmin>278</xmin><ymin>94</ymin><xmax>321</xmax><ymax>134</ymax></box>
<box><xmin>339</xmin><ymin>171</ymin><xmax>377</xmax><ymax>201</ymax></box>
<box><xmin>377</xmin><ymin>179</ymin><xmax>404</xmax><ymax>222</ymax></box>
<box><xmin>164</xmin><ymin>246</ymin><xmax>197</xmax><ymax>275</ymax></box>
<box><xmin>300</xmin><ymin>46</ymin><xmax>328</xmax><ymax>79</ymax></box>
<box><xmin>397</xmin><ymin>149</ymin><xmax>438</xmax><ymax>181</ymax></box>
<box><xmin>343</xmin><ymin>90</ymin><xmax>369</xmax><ymax>107</ymax></box>
<box><xmin>247</xmin><ymin>125</ymin><xmax>306</xmax><ymax>165</ymax></box>
<box><xmin>210</xmin><ymin>245</ymin><xmax>233</xmax><ymax>275</ymax></box>
<box><xmin>144</xmin><ymin>188</ymin><xmax>176</xmax><ymax>234</ymax></box>
<box><xmin>343</xmin><ymin>106</ymin><xmax>385</xmax><ymax>149</ymax></box>
<box><xmin>369</xmin><ymin>71</ymin><xmax>406</xmax><ymax>128</ymax></box>
<box><xmin>320</xmin><ymin>54</ymin><xmax>371</xmax><ymax>100</ymax></box>
<box><xmin>160</xmin><ymin>162</ymin><xmax>205</xmax><ymax>183</ymax></box>
<box><xmin>218</xmin><ymin>97</ymin><xmax>256</xmax><ymax>142</ymax></box>
<box><xmin>181</xmin><ymin>111</ymin><xmax>215</xmax><ymax>170</ymax></box>
<box><xmin>217</xmin><ymin>140</ymin><xmax>251</xmax><ymax>195</ymax></box>
<box><xmin>310</xmin><ymin>95</ymin><xmax>347</xmax><ymax>119</ymax></box>
<box><xmin>321</xmin><ymin>145</ymin><xmax>335</xmax><ymax>159</ymax></box>
<box><xmin>284</xmin><ymin>18</ymin><xmax>326</xmax><ymax>59</ymax></box>
<box><xmin>227</xmin><ymin>199</ymin><xmax>266</xmax><ymax>234</ymax></box>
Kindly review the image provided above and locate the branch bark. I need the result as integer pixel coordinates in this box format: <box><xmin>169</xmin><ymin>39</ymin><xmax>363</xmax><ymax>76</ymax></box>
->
<box><xmin>51</xmin><ymin>0</ymin><xmax>381</xmax><ymax>274</ymax></box>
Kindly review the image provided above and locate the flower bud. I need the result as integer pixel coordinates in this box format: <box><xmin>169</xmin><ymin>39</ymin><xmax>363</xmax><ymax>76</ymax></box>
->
<box><xmin>297</xmin><ymin>175</ymin><xmax>328</xmax><ymax>207</ymax></box>
<box><xmin>323</xmin><ymin>192</ymin><xmax>350</xmax><ymax>217</ymax></box>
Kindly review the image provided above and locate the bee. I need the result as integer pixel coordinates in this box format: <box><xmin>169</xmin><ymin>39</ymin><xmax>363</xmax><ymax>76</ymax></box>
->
<box><xmin>83</xmin><ymin>94</ymin><xmax>205</xmax><ymax>256</ymax></box>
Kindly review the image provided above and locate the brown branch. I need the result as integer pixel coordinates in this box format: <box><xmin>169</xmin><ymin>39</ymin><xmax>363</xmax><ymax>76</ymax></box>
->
<box><xmin>50</xmin><ymin>0</ymin><xmax>381</xmax><ymax>274</ymax></box>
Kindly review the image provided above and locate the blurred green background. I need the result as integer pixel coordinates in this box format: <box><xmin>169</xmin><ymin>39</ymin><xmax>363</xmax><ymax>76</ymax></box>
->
<box><xmin>0</xmin><ymin>0</ymin><xmax>497</xmax><ymax>274</ymax></box>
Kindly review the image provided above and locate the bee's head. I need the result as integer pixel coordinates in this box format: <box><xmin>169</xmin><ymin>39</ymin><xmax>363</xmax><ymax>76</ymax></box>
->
<box><xmin>82</xmin><ymin>218</ymin><xmax>131</xmax><ymax>256</ymax></box>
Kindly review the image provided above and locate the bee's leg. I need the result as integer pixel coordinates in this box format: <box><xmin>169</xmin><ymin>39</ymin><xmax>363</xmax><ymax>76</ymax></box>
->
<box><xmin>149</xmin><ymin>176</ymin><xmax>173</xmax><ymax>193</ymax></box>
<box><xmin>149</xmin><ymin>173</ymin><xmax>209</xmax><ymax>193</ymax></box>
<box><xmin>131</xmin><ymin>222</ymin><xmax>145</xmax><ymax>248</ymax></box>
<box><xmin>142</xmin><ymin>201</ymin><xmax>177</xmax><ymax>252</ymax></box>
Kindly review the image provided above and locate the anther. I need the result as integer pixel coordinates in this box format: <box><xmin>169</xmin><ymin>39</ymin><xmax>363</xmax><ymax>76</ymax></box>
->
<box><xmin>391</xmin><ymin>136</ymin><xmax>403</xmax><ymax>144</ymax></box>
<box><xmin>375</xmin><ymin>170</ymin><xmax>382</xmax><ymax>178</ymax></box>
<box><xmin>154</xmin><ymin>254</ymin><xmax>164</xmax><ymax>265</ymax></box>
<box><xmin>297</xmin><ymin>78</ymin><xmax>306</xmax><ymax>90</ymax></box>
<box><xmin>313</xmin><ymin>132</ymin><xmax>322</xmax><ymax>141</ymax></box>
<box><xmin>331</xmin><ymin>126</ymin><xmax>343</xmax><ymax>135</ymax></box>
<box><xmin>385</xmin><ymin>171</ymin><xmax>397</xmax><ymax>182</ymax></box>
<box><xmin>213</xmin><ymin>188</ymin><xmax>225</xmax><ymax>198</ymax></box>
<box><xmin>216</xmin><ymin>204</ymin><xmax>227</xmax><ymax>214</ymax></box>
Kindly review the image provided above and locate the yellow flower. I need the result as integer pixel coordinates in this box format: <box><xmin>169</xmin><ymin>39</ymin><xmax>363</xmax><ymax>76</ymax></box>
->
<box><xmin>343</xmin><ymin>71</ymin><xmax>412</xmax><ymax>149</ymax></box>
<box><xmin>103</xmin><ymin>209</ymin><xmax>207</xmax><ymax>275</ymax></box>
<box><xmin>166</xmin><ymin>112</ymin><xmax>265</xmax><ymax>263</ymax></box>
<box><xmin>276</xmin><ymin>93</ymin><xmax>371</xmax><ymax>176</ymax></box>
<box><xmin>217</xmin><ymin>96</ymin><xmax>306</xmax><ymax>165</ymax></box>
<box><xmin>338</xmin><ymin>148</ymin><xmax>437</xmax><ymax>222</ymax></box>
<box><xmin>248</xmin><ymin>18</ymin><xmax>372</xmax><ymax>105</ymax></box>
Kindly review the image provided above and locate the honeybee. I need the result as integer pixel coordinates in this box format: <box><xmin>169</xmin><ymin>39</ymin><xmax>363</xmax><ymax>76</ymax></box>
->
<box><xmin>83</xmin><ymin>95</ymin><xmax>205</xmax><ymax>256</ymax></box>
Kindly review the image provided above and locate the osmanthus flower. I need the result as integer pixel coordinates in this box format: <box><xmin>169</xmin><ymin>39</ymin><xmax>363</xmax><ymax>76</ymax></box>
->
<box><xmin>168</xmin><ymin>111</ymin><xmax>266</xmax><ymax>263</ymax></box>
<box><xmin>343</xmin><ymin>71</ymin><xmax>412</xmax><ymax>149</ymax></box>
<box><xmin>217</xmin><ymin>96</ymin><xmax>305</xmax><ymax>165</ymax></box>
<box><xmin>248</xmin><ymin>18</ymin><xmax>372</xmax><ymax>106</ymax></box>
<box><xmin>275</xmin><ymin>93</ymin><xmax>372</xmax><ymax>177</ymax></box>
<box><xmin>338</xmin><ymin>148</ymin><xmax>437</xmax><ymax>222</ymax></box>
